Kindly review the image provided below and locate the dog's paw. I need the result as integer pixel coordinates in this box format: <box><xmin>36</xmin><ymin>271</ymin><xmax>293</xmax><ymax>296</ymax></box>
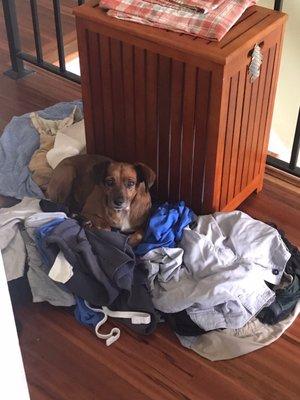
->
<box><xmin>128</xmin><ymin>232</ymin><xmax>143</xmax><ymax>247</ymax></box>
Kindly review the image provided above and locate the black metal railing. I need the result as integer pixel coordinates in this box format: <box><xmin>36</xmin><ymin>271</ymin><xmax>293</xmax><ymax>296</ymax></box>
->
<box><xmin>2</xmin><ymin>0</ymin><xmax>84</xmax><ymax>83</ymax></box>
<box><xmin>2</xmin><ymin>0</ymin><xmax>299</xmax><ymax>176</ymax></box>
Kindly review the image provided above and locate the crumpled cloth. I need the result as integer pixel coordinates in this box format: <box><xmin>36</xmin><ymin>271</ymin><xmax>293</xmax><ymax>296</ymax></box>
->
<box><xmin>46</xmin><ymin>119</ymin><xmax>86</xmax><ymax>169</ymax></box>
<box><xmin>0</xmin><ymin>100</ymin><xmax>82</xmax><ymax>199</ymax></box>
<box><xmin>134</xmin><ymin>201</ymin><xmax>195</xmax><ymax>256</ymax></box>
<box><xmin>100</xmin><ymin>0</ymin><xmax>256</xmax><ymax>41</ymax></box>
<box><xmin>28</xmin><ymin>106</ymin><xmax>82</xmax><ymax>191</ymax></box>
<box><xmin>177</xmin><ymin>301</ymin><xmax>300</xmax><ymax>361</ymax></box>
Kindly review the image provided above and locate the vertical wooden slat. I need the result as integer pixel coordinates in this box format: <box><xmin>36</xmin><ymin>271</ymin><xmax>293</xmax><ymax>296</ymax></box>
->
<box><xmin>191</xmin><ymin>69</ymin><xmax>211</xmax><ymax>212</ymax></box>
<box><xmin>255</xmin><ymin>47</ymin><xmax>277</xmax><ymax>177</ymax></box>
<box><xmin>145</xmin><ymin>51</ymin><xmax>158</xmax><ymax>192</ymax></box>
<box><xmin>169</xmin><ymin>60</ymin><xmax>184</xmax><ymax>203</ymax></box>
<box><xmin>259</xmin><ymin>45</ymin><xmax>279</xmax><ymax>176</ymax></box>
<box><xmin>220</xmin><ymin>74</ymin><xmax>238</xmax><ymax>210</ymax></box>
<box><xmin>122</xmin><ymin>43</ymin><xmax>136</xmax><ymax>163</ymax></box>
<box><xmin>234</xmin><ymin>70</ymin><xmax>251</xmax><ymax>197</ymax></box>
<box><xmin>134</xmin><ymin>48</ymin><xmax>147</xmax><ymax>163</ymax></box>
<box><xmin>110</xmin><ymin>38</ymin><xmax>126</xmax><ymax>161</ymax></box>
<box><xmin>180</xmin><ymin>65</ymin><xmax>197</xmax><ymax>205</ymax></box>
<box><xmin>157</xmin><ymin>55</ymin><xmax>171</xmax><ymax>200</ymax></box>
<box><xmin>98</xmin><ymin>35</ymin><xmax>114</xmax><ymax>157</ymax></box>
<box><xmin>88</xmin><ymin>31</ymin><xmax>105</xmax><ymax>154</ymax></box>
<box><xmin>75</xmin><ymin>19</ymin><xmax>95</xmax><ymax>153</ymax></box>
<box><xmin>226</xmin><ymin>70</ymin><xmax>246</xmax><ymax>202</ymax></box>
<box><xmin>247</xmin><ymin>47</ymin><xmax>268</xmax><ymax>183</ymax></box>
<box><xmin>241</xmin><ymin>76</ymin><xmax>259</xmax><ymax>190</ymax></box>
<box><xmin>203</xmin><ymin>66</ymin><xmax>229</xmax><ymax>213</ymax></box>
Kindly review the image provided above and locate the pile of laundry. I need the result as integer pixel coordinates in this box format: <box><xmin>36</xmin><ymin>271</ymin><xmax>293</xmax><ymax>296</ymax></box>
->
<box><xmin>99</xmin><ymin>0</ymin><xmax>256</xmax><ymax>41</ymax></box>
<box><xmin>0</xmin><ymin>102</ymin><xmax>299</xmax><ymax>359</ymax></box>
<box><xmin>0</xmin><ymin>100</ymin><xmax>84</xmax><ymax>199</ymax></box>
<box><xmin>1</xmin><ymin>196</ymin><xmax>299</xmax><ymax>359</ymax></box>
<box><xmin>0</xmin><ymin>197</ymin><xmax>157</xmax><ymax>346</ymax></box>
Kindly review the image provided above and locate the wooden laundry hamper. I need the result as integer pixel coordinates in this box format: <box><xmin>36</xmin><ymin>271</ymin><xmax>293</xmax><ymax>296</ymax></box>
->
<box><xmin>74</xmin><ymin>0</ymin><xmax>286</xmax><ymax>214</ymax></box>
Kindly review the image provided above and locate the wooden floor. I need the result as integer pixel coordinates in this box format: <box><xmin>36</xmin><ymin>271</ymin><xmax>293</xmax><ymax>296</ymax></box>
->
<box><xmin>11</xmin><ymin>182</ymin><xmax>300</xmax><ymax>400</ymax></box>
<box><xmin>1</xmin><ymin>4</ymin><xmax>300</xmax><ymax>400</ymax></box>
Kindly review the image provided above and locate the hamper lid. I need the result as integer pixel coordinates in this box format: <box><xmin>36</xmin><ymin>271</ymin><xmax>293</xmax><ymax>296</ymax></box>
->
<box><xmin>74</xmin><ymin>0</ymin><xmax>286</xmax><ymax>65</ymax></box>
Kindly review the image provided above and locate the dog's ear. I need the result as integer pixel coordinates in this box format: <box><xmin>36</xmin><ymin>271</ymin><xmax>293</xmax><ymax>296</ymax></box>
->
<box><xmin>93</xmin><ymin>161</ymin><xmax>111</xmax><ymax>185</ymax></box>
<box><xmin>134</xmin><ymin>163</ymin><xmax>156</xmax><ymax>192</ymax></box>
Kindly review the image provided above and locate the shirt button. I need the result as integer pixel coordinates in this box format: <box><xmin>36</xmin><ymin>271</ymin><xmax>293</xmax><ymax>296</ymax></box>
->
<box><xmin>272</xmin><ymin>269</ymin><xmax>279</xmax><ymax>275</ymax></box>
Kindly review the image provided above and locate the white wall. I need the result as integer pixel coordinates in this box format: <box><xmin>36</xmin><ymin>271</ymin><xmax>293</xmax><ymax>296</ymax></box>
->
<box><xmin>258</xmin><ymin>0</ymin><xmax>300</xmax><ymax>165</ymax></box>
<box><xmin>0</xmin><ymin>252</ymin><xmax>31</xmax><ymax>400</ymax></box>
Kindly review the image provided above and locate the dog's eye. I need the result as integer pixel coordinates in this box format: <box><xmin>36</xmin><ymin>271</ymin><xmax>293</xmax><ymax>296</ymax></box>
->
<box><xmin>126</xmin><ymin>181</ymin><xmax>135</xmax><ymax>188</ymax></box>
<box><xmin>105</xmin><ymin>179</ymin><xmax>114</xmax><ymax>187</ymax></box>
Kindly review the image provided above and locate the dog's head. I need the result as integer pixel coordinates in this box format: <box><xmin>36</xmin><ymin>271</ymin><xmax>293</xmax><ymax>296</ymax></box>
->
<box><xmin>93</xmin><ymin>160</ymin><xmax>155</xmax><ymax>211</ymax></box>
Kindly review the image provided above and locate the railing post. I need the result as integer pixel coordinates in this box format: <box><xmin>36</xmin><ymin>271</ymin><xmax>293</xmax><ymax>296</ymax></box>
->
<box><xmin>2</xmin><ymin>0</ymin><xmax>34</xmax><ymax>79</ymax></box>
<box><xmin>274</xmin><ymin>0</ymin><xmax>283</xmax><ymax>11</ymax></box>
<box><xmin>289</xmin><ymin>108</ymin><xmax>300</xmax><ymax>171</ymax></box>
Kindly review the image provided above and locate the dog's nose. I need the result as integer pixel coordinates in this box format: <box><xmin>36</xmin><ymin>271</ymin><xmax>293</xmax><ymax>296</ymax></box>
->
<box><xmin>113</xmin><ymin>197</ymin><xmax>124</xmax><ymax>207</ymax></box>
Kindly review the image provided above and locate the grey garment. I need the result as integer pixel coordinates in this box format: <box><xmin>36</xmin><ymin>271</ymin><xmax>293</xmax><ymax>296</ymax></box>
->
<box><xmin>133</xmin><ymin>247</ymin><xmax>184</xmax><ymax>290</ymax></box>
<box><xmin>143</xmin><ymin>211</ymin><xmax>291</xmax><ymax>330</ymax></box>
<box><xmin>0</xmin><ymin>198</ymin><xmax>41</xmax><ymax>281</ymax></box>
<box><xmin>177</xmin><ymin>301</ymin><xmax>300</xmax><ymax>361</ymax></box>
<box><xmin>0</xmin><ymin>100</ymin><xmax>82</xmax><ymax>199</ymax></box>
<box><xmin>22</xmin><ymin>229</ymin><xmax>75</xmax><ymax>307</ymax></box>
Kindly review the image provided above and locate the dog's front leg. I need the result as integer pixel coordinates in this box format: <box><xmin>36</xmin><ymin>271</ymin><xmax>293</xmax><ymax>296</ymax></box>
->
<box><xmin>128</xmin><ymin>229</ymin><xmax>144</xmax><ymax>247</ymax></box>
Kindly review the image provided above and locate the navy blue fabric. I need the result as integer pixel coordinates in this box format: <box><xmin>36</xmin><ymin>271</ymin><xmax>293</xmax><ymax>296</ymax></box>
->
<box><xmin>35</xmin><ymin>218</ymin><xmax>157</xmax><ymax>334</ymax></box>
<box><xmin>34</xmin><ymin>218</ymin><xmax>66</xmax><ymax>264</ymax></box>
<box><xmin>74</xmin><ymin>296</ymin><xmax>105</xmax><ymax>328</ymax></box>
<box><xmin>134</xmin><ymin>201</ymin><xmax>196</xmax><ymax>256</ymax></box>
<box><xmin>35</xmin><ymin>219</ymin><xmax>119</xmax><ymax>306</ymax></box>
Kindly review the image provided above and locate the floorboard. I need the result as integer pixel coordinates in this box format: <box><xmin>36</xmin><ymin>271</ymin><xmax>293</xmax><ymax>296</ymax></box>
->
<box><xmin>0</xmin><ymin>4</ymin><xmax>299</xmax><ymax>400</ymax></box>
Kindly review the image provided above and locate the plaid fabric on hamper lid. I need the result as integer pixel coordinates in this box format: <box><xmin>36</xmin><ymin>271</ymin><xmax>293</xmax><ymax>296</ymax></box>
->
<box><xmin>165</xmin><ymin>0</ymin><xmax>227</xmax><ymax>14</ymax></box>
<box><xmin>99</xmin><ymin>0</ymin><xmax>257</xmax><ymax>41</ymax></box>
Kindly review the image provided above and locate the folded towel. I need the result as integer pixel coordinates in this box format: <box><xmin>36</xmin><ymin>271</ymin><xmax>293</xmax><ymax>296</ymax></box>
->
<box><xmin>100</xmin><ymin>0</ymin><xmax>256</xmax><ymax>41</ymax></box>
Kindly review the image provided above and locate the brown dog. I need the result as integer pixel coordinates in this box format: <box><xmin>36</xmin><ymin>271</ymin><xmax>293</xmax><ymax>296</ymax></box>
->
<box><xmin>46</xmin><ymin>154</ymin><xmax>156</xmax><ymax>246</ymax></box>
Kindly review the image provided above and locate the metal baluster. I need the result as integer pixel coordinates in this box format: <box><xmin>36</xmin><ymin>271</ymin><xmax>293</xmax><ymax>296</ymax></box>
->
<box><xmin>2</xmin><ymin>0</ymin><xmax>33</xmax><ymax>79</ymax></box>
<box><xmin>29</xmin><ymin>0</ymin><xmax>43</xmax><ymax>64</ymax></box>
<box><xmin>274</xmin><ymin>0</ymin><xmax>283</xmax><ymax>11</ymax></box>
<box><xmin>289</xmin><ymin>108</ymin><xmax>300</xmax><ymax>171</ymax></box>
<box><xmin>53</xmin><ymin>0</ymin><xmax>66</xmax><ymax>72</ymax></box>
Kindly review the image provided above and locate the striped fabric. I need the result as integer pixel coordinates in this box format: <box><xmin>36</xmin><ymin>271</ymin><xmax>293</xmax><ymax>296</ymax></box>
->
<box><xmin>99</xmin><ymin>0</ymin><xmax>256</xmax><ymax>41</ymax></box>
